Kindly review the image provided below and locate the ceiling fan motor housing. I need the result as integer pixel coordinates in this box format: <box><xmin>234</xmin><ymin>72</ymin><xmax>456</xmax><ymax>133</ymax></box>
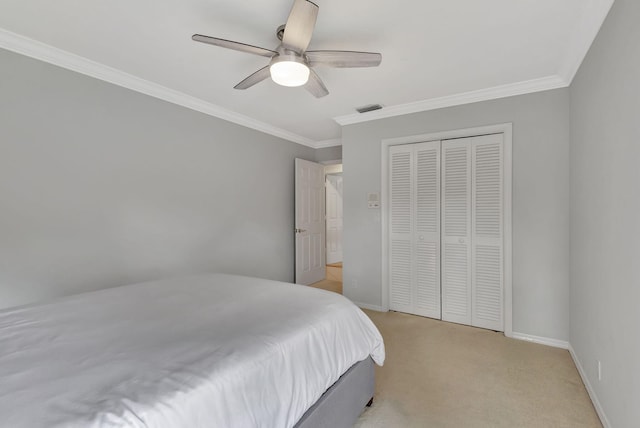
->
<box><xmin>272</xmin><ymin>47</ymin><xmax>308</xmax><ymax>64</ymax></box>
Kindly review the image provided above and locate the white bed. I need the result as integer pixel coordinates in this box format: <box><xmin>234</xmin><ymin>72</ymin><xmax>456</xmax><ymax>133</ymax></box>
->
<box><xmin>0</xmin><ymin>273</ymin><xmax>384</xmax><ymax>427</ymax></box>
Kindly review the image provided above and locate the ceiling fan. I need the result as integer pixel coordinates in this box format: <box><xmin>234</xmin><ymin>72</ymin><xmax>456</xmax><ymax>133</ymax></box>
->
<box><xmin>192</xmin><ymin>0</ymin><xmax>382</xmax><ymax>98</ymax></box>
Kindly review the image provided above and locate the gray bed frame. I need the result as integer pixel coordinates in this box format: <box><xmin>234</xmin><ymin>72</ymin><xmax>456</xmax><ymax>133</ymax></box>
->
<box><xmin>294</xmin><ymin>357</ymin><xmax>375</xmax><ymax>428</ymax></box>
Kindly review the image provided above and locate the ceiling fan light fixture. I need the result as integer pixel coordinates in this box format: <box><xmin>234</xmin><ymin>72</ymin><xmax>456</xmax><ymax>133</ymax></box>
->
<box><xmin>270</xmin><ymin>56</ymin><xmax>310</xmax><ymax>87</ymax></box>
<box><xmin>192</xmin><ymin>0</ymin><xmax>381</xmax><ymax>97</ymax></box>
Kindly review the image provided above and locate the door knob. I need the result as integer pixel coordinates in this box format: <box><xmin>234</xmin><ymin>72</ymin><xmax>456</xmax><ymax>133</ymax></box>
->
<box><xmin>459</xmin><ymin>238</ymin><xmax>465</xmax><ymax>243</ymax></box>
<box><xmin>295</xmin><ymin>228</ymin><xmax>307</xmax><ymax>234</ymax></box>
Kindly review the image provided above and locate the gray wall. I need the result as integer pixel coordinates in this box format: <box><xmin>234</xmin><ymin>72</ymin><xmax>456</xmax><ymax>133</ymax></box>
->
<box><xmin>0</xmin><ymin>48</ymin><xmax>317</xmax><ymax>309</ymax></box>
<box><xmin>314</xmin><ymin>145</ymin><xmax>342</xmax><ymax>163</ymax></box>
<box><xmin>342</xmin><ymin>89</ymin><xmax>571</xmax><ymax>340</ymax></box>
<box><xmin>570</xmin><ymin>0</ymin><xmax>640</xmax><ymax>426</ymax></box>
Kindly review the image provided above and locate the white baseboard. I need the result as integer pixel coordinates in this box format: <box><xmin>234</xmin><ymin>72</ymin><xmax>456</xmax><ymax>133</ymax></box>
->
<box><xmin>354</xmin><ymin>302</ymin><xmax>387</xmax><ymax>312</ymax></box>
<box><xmin>568</xmin><ymin>345</ymin><xmax>611</xmax><ymax>428</ymax></box>
<box><xmin>510</xmin><ymin>332</ymin><xmax>569</xmax><ymax>349</ymax></box>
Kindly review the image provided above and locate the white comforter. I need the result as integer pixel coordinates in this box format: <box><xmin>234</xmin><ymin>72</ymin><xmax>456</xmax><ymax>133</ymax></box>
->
<box><xmin>0</xmin><ymin>274</ymin><xmax>384</xmax><ymax>428</ymax></box>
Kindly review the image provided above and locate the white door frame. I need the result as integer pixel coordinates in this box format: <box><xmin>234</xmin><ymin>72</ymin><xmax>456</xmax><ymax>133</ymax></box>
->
<box><xmin>381</xmin><ymin>123</ymin><xmax>513</xmax><ymax>338</ymax></box>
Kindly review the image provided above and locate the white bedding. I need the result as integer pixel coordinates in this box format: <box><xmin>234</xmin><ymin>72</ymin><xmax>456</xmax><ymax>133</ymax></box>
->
<box><xmin>0</xmin><ymin>274</ymin><xmax>384</xmax><ymax>428</ymax></box>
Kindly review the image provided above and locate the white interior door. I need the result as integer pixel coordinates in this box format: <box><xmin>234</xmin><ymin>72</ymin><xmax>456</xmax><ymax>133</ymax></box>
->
<box><xmin>389</xmin><ymin>145</ymin><xmax>414</xmax><ymax>313</ymax></box>
<box><xmin>441</xmin><ymin>135</ymin><xmax>505</xmax><ymax>331</ymax></box>
<box><xmin>295</xmin><ymin>158</ymin><xmax>326</xmax><ymax>285</ymax></box>
<box><xmin>388</xmin><ymin>142</ymin><xmax>441</xmax><ymax>318</ymax></box>
<box><xmin>325</xmin><ymin>174</ymin><xmax>343</xmax><ymax>265</ymax></box>
<box><xmin>414</xmin><ymin>143</ymin><xmax>442</xmax><ymax>318</ymax></box>
<box><xmin>471</xmin><ymin>134</ymin><xmax>504</xmax><ymax>331</ymax></box>
<box><xmin>441</xmin><ymin>138</ymin><xmax>472</xmax><ymax>326</ymax></box>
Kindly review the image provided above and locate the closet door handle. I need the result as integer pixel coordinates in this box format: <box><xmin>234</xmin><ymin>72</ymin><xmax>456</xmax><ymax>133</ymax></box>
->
<box><xmin>458</xmin><ymin>238</ymin><xmax>465</xmax><ymax>243</ymax></box>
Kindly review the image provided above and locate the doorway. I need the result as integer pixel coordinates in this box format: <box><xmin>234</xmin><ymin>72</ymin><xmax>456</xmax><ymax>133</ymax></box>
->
<box><xmin>325</xmin><ymin>172</ymin><xmax>343</xmax><ymax>265</ymax></box>
<box><xmin>296</xmin><ymin>160</ymin><xmax>344</xmax><ymax>295</ymax></box>
<box><xmin>323</xmin><ymin>165</ymin><xmax>343</xmax><ymax>292</ymax></box>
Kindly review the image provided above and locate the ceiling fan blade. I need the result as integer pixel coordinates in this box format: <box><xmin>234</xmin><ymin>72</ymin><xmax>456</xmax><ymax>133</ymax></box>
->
<box><xmin>305</xmin><ymin>51</ymin><xmax>382</xmax><ymax>68</ymax></box>
<box><xmin>282</xmin><ymin>0</ymin><xmax>319</xmax><ymax>53</ymax></box>
<box><xmin>305</xmin><ymin>69</ymin><xmax>329</xmax><ymax>98</ymax></box>
<box><xmin>234</xmin><ymin>66</ymin><xmax>272</xmax><ymax>90</ymax></box>
<box><xmin>192</xmin><ymin>34</ymin><xmax>277</xmax><ymax>58</ymax></box>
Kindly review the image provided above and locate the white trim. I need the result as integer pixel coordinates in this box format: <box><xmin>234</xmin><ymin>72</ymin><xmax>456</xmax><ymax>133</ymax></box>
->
<box><xmin>1</xmin><ymin>0</ymin><xmax>612</xmax><ymax>149</ymax></box>
<box><xmin>569</xmin><ymin>345</ymin><xmax>611</xmax><ymax>428</ymax></box>
<box><xmin>558</xmin><ymin>0</ymin><xmax>615</xmax><ymax>84</ymax></box>
<box><xmin>334</xmin><ymin>76</ymin><xmax>567</xmax><ymax>126</ymax></box>
<box><xmin>354</xmin><ymin>302</ymin><xmax>387</xmax><ymax>312</ymax></box>
<box><xmin>381</xmin><ymin>123</ymin><xmax>513</xmax><ymax>335</ymax></box>
<box><xmin>313</xmin><ymin>138</ymin><xmax>342</xmax><ymax>149</ymax></box>
<box><xmin>510</xmin><ymin>332</ymin><xmax>569</xmax><ymax>350</ymax></box>
<box><xmin>0</xmin><ymin>28</ymin><xmax>317</xmax><ymax>147</ymax></box>
<box><xmin>380</xmin><ymin>144</ymin><xmax>391</xmax><ymax>312</ymax></box>
<box><xmin>503</xmin><ymin>124</ymin><xmax>513</xmax><ymax>339</ymax></box>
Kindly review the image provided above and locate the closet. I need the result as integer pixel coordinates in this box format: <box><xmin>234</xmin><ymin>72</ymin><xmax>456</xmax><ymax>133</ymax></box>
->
<box><xmin>388</xmin><ymin>133</ymin><xmax>505</xmax><ymax>331</ymax></box>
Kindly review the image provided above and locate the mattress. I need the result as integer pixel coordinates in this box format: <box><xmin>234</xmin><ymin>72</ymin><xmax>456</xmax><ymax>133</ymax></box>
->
<box><xmin>0</xmin><ymin>273</ymin><xmax>385</xmax><ymax>428</ymax></box>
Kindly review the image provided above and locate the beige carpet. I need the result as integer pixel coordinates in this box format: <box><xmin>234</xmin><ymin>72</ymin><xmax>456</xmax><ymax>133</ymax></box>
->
<box><xmin>356</xmin><ymin>310</ymin><xmax>602</xmax><ymax>428</ymax></box>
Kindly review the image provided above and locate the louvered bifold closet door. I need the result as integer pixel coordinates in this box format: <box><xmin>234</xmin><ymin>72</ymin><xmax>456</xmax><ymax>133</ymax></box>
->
<box><xmin>441</xmin><ymin>139</ymin><xmax>472</xmax><ymax>325</ymax></box>
<box><xmin>389</xmin><ymin>145</ymin><xmax>414</xmax><ymax>313</ymax></box>
<box><xmin>471</xmin><ymin>134</ymin><xmax>504</xmax><ymax>331</ymax></box>
<box><xmin>414</xmin><ymin>142</ymin><xmax>441</xmax><ymax>318</ymax></box>
<box><xmin>389</xmin><ymin>142</ymin><xmax>441</xmax><ymax>317</ymax></box>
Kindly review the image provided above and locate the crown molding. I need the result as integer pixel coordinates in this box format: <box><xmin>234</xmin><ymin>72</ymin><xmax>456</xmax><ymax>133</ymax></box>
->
<box><xmin>2</xmin><ymin>0</ymin><xmax>612</xmax><ymax>149</ymax></box>
<box><xmin>333</xmin><ymin>75</ymin><xmax>569</xmax><ymax>126</ymax></box>
<box><xmin>558</xmin><ymin>0</ymin><xmax>614</xmax><ymax>84</ymax></box>
<box><xmin>312</xmin><ymin>138</ymin><xmax>342</xmax><ymax>149</ymax></box>
<box><xmin>0</xmin><ymin>28</ymin><xmax>317</xmax><ymax>148</ymax></box>
<box><xmin>334</xmin><ymin>1</ymin><xmax>613</xmax><ymax>127</ymax></box>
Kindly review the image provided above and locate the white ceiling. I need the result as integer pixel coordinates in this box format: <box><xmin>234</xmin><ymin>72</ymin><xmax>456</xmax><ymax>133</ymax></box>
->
<box><xmin>0</xmin><ymin>0</ymin><xmax>613</xmax><ymax>147</ymax></box>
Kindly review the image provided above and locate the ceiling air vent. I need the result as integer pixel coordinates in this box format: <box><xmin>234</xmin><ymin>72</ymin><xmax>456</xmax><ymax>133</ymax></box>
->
<box><xmin>355</xmin><ymin>104</ymin><xmax>383</xmax><ymax>114</ymax></box>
